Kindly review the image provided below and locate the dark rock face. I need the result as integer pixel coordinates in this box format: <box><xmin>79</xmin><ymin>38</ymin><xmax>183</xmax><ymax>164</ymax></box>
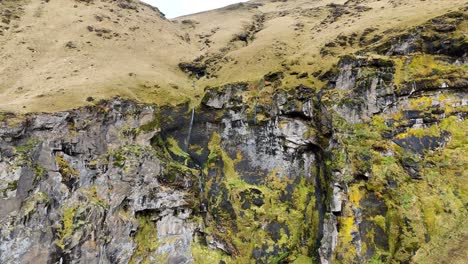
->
<box><xmin>0</xmin><ymin>83</ymin><xmax>332</xmax><ymax>263</ymax></box>
<box><xmin>393</xmin><ymin>132</ymin><xmax>449</xmax><ymax>155</ymax></box>
<box><xmin>374</xmin><ymin>11</ymin><xmax>468</xmax><ymax>58</ymax></box>
<box><xmin>315</xmin><ymin>9</ymin><xmax>467</xmax><ymax>263</ymax></box>
<box><xmin>328</xmin><ymin>56</ymin><xmax>397</xmax><ymax>123</ymax></box>
<box><xmin>0</xmin><ymin>100</ymin><xmax>196</xmax><ymax>263</ymax></box>
<box><xmin>158</xmin><ymin>83</ymin><xmax>331</xmax><ymax>262</ymax></box>
<box><xmin>178</xmin><ymin>62</ymin><xmax>207</xmax><ymax>79</ymax></box>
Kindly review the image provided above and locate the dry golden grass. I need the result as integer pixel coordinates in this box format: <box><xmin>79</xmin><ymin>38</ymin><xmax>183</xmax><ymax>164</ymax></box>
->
<box><xmin>0</xmin><ymin>0</ymin><xmax>466</xmax><ymax>113</ymax></box>
<box><xmin>0</xmin><ymin>0</ymin><xmax>197</xmax><ymax>112</ymax></box>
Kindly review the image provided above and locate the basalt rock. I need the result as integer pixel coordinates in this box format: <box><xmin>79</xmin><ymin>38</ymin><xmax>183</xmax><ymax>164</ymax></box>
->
<box><xmin>374</xmin><ymin>11</ymin><xmax>467</xmax><ymax>57</ymax></box>
<box><xmin>0</xmin><ymin>84</ymin><xmax>333</xmax><ymax>263</ymax></box>
<box><xmin>0</xmin><ymin>100</ymin><xmax>197</xmax><ymax>263</ymax></box>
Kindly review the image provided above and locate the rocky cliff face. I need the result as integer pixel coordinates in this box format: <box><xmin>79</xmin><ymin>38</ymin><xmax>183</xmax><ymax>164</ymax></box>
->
<box><xmin>0</xmin><ymin>5</ymin><xmax>467</xmax><ymax>264</ymax></box>
<box><xmin>319</xmin><ymin>10</ymin><xmax>467</xmax><ymax>264</ymax></box>
<box><xmin>0</xmin><ymin>83</ymin><xmax>332</xmax><ymax>263</ymax></box>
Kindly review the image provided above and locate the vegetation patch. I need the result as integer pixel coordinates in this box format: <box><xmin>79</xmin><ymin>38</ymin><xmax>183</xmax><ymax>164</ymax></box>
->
<box><xmin>203</xmin><ymin>132</ymin><xmax>319</xmax><ymax>262</ymax></box>
<box><xmin>55</xmin><ymin>206</ymin><xmax>78</xmax><ymax>251</ymax></box>
<box><xmin>130</xmin><ymin>213</ymin><xmax>159</xmax><ymax>264</ymax></box>
<box><xmin>55</xmin><ymin>155</ymin><xmax>79</xmax><ymax>189</ymax></box>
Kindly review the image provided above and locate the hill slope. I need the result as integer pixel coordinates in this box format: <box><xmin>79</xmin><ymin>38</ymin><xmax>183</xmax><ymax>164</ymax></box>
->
<box><xmin>0</xmin><ymin>0</ymin><xmax>196</xmax><ymax>112</ymax></box>
<box><xmin>0</xmin><ymin>0</ymin><xmax>466</xmax><ymax>112</ymax></box>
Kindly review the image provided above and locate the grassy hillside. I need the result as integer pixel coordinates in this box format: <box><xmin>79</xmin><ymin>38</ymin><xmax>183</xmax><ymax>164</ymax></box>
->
<box><xmin>0</xmin><ymin>0</ymin><xmax>197</xmax><ymax>112</ymax></box>
<box><xmin>0</xmin><ymin>0</ymin><xmax>466</xmax><ymax>112</ymax></box>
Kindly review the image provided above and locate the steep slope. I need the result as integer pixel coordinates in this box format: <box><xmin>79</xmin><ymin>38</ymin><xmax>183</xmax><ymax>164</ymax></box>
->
<box><xmin>0</xmin><ymin>0</ymin><xmax>467</xmax><ymax>264</ymax></box>
<box><xmin>0</xmin><ymin>0</ymin><xmax>198</xmax><ymax>112</ymax></box>
<box><xmin>1</xmin><ymin>0</ymin><xmax>466</xmax><ymax>112</ymax></box>
<box><xmin>175</xmin><ymin>0</ymin><xmax>466</xmax><ymax>94</ymax></box>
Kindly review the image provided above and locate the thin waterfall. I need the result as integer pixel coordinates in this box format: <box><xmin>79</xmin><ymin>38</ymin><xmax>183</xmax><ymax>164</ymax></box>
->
<box><xmin>184</xmin><ymin>106</ymin><xmax>206</xmax><ymax>212</ymax></box>
<box><xmin>184</xmin><ymin>107</ymin><xmax>195</xmax><ymax>152</ymax></box>
<box><xmin>411</xmin><ymin>81</ymin><xmax>416</xmax><ymax>95</ymax></box>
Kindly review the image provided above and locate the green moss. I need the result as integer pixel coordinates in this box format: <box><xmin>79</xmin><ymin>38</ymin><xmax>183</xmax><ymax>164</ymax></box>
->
<box><xmin>163</xmin><ymin>161</ymin><xmax>199</xmax><ymax>186</ymax></box>
<box><xmin>370</xmin><ymin>155</ymin><xmax>408</xmax><ymax>193</ymax></box>
<box><xmin>412</xmin><ymin>214</ymin><xmax>468</xmax><ymax>264</ymax></box>
<box><xmin>395</xmin><ymin>122</ymin><xmax>441</xmax><ymax>139</ymax></box>
<box><xmin>86</xmin><ymin>186</ymin><xmax>108</xmax><ymax>208</ymax></box>
<box><xmin>371</xmin><ymin>215</ymin><xmax>386</xmax><ymax>232</ymax></box>
<box><xmin>109</xmin><ymin>144</ymin><xmax>148</xmax><ymax>169</ymax></box>
<box><xmin>203</xmin><ymin>132</ymin><xmax>318</xmax><ymax>262</ymax></box>
<box><xmin>167</xmin><ymin>137</ymin><xmax>190</xmax><ymax>159</ymax></box>
<box><xmin>189</xmin><ymin>144</ymin><xmax>204</xmax><ymax>155</ymax></box>
<box><xmin>330</xmin><ymin>34</ymin><xmax>468</xmax><ymax>262</ymax></box>
<box><xmin>14</xmin><ymin>139</ymin><xmax>41</xmax><ymax>164</ymax></box>
<box><xmin>391</xmin><ymin>53</ymin><xmax>468</xmax><ymax>93</ymax></box>
<box><xmin>336</xmin><ymin>215</ymin><xmax>358</xmax><ymax>262</ymax></box>
<box><xmin>21</xmin><ymin>191</ymin><xmax>49</xmax><ymax>222</ymax></box>
<box><xmin>15</xmin><ymin>138</ymin><xmax>40</xmax><ymax>154</ymax></box>
<box><xmin>55</xmin><ymin>185</ymin><xmax>109</xmax><ymax>252</ymax></box>
<box><xmin>206</xmin><ymin>134</ymin><xmax>221</xmax><ymax>166</ymax></box>
<box><xmin>120</xmin><ymin>125</ymin><xmax>138</xmax><ymax>138</ymax></box>
<box><xmin>33</xmin><ymin>164</ymin><xmax>47</xmax><ymax>183</ymax></box>
<box><xmin>56</xmin><ymin>206</ymin><xmax>77</xmax><ymax>251</ymax></box>
<box><xmin>112</xmin><ymin>152</ymin><xmax>126</xmax><ymax>168</ymax></box>
<box><xmin>334</xmin><ymin>121</ymin><xmax>380</xmax><ymax>179</ymax></box>
<box><xmin>0</xmin><ymin>112</ymin><xmax>26</xmax><ymax>127</ymax></box>
<box><xmin>191</xmin><ymin>243</ymin><xmax>229</xmax><ymax>264</ymax></box>
<box><xmin>407</xmin><ymin>55</ymin><xmax>467</xmax><ymax>80</ymax></box>
<box><xmin>366</xmin><ymin>255</ymin><xmax>385</xmax><ymax>264</ymax></box>
<box><xmin>55</xmin><ymin>155</ymin><xmax>79</xmax><ymax>184</ymax></box>
<box><xmin>139</xmin><ymin>118</ymin><xmax>160</xmax><ymax>133</ymax></box>
<box><xmin>392</xmin><ymin>58</ymin><xmax>404</xmax><ymax>86</ymax></box>
<box><xmin>130</xmin><ymin>214</ymin><xmax>159</xmax><ymax>264</ymax></box>
<box><xmin>292</xmin><ymin>255</ymin><xmax>315</xmax><ymax>264</ymax></box>
<box><xmin>6</xmin><ymin>180</ymin><xmax>18</xmax><ymax>191</ymax></box>
<box><xmin>371</xmin><ymin>115</ymin><xmax>391</xmax><ymax>134</ymax></box>
<box><xmin>368</xmin><ymin>117</ymin><xmax>467</xmax><ymax>262</ymax></box>
<box><xmin>271</xmin><ymin>251</ymin><xmax>289</xmax><ymax>264</ymax></box>
<box><xmin>1</xmin><ymin>180</ymin><xmax>18</xmax><ymax>197</ymax></box>
<box><xmin>440</xmin><ymin>116</ymin><xmax>467</xmax><ymax>149</ymax></box>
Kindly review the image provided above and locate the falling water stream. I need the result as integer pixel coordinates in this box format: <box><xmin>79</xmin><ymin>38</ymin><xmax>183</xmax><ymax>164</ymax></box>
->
<box><xmin>183</xmin><ymin>107</ymin><xmax>206</xmax><ymax>211</ymax></box>
<box><xmin>184</xmin><ymin>107</ymin><xmax>195</xmax><ymax>152</ymax></box>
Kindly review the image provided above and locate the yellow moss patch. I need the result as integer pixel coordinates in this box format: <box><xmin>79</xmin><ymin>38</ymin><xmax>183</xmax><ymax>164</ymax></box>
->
<box><xmin>167</xmin><ymin>137</ymin><xmax>190</xmax><ymax>159</ymax></box>
<box><xmin>407</xmin><ymin>55</ymin><xmax>467</xmax><ymax>80</ymax></box>
<box><xmin>189</xmin><ymin>144</ymin><xmax>204</xmax><ymax>155</ymax></box>
<box><xmin>349</xmin><ymin>184</ymin><xmax>363</xmax><ymax>206</ymax></box>
<box><xmin>191</xmin><ymin>243</ymin><xmax>229</xmax><ymax>264</ymax></box>
<box><xmin>130</xmin><ymin>214</ymin><xmax>159</xmax><ymax>264</ymax></box>
<box><xmin>409</xmin><ymin>96</ymin><xmax>433</xmax><ymax>109</ymax></box>
<box><xmin>393</xmin><ymin>57</ymin><xmax>404</xmax><ymax>86</ymax></box>
<box><xmin>395</xmin><ymin>125</ymin><xmax>441</xmax><ymax>139</ymax></box>
<box><xmin>55</xmin><ymin>155</ymin><xmax>79</xmax><ymax>181</ymax></box>
<box><xmin>204</xmin><ymin>131</ymin><xmax>318</xmax><ymax>262</ymax></box>
<box><xmin>55</xmin><ymin>206</ymin><xmax>77</xmax><ymax>251</ymax></box>
<box><xmin>85</xmin><ymin>186</ymin><xmax>108</xmax><ymax>208</ymax></box>
<box><xmin>371</xmin><ymin>215</ymin><xmax>386</xmax><ymax>232</ymax></box>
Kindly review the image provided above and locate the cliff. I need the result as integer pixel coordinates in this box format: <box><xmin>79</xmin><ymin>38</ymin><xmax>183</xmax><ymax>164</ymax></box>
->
<box><xmin>0</xmin><ymin>0</ymin><xmax>467</xmax><ymax>263</ymax></box>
